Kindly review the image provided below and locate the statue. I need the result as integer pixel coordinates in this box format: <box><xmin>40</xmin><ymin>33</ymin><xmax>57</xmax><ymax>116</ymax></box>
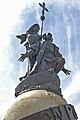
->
<box><xmin>15</xmin><ymin>25</ymin><xmax>71</xmax><ymax>100</ymax></box>
<box><xmin>17</xmin><ymin>2</ymin><xmax>70</xmax><ymax>80</ymax></box>
<box><xmin>15</xmin><ymin>1</ymin><xmax>72</xmax><ymax>97</ymax></box>
<box><xmin>17</xmin><ymin>30</ymin><xmax>71</xmax><ymax>80</ymax></box>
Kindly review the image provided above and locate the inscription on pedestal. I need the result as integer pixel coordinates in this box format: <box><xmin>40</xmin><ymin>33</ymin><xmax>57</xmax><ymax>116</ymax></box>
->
<box><xmin>20</xmin><ymin>104</ymin><xmax>78</xmax><ymax>120</ymax></box>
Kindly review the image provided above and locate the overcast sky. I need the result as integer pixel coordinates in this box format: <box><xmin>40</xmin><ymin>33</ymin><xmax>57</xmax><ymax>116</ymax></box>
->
<box><xmin>0</xmin><ymin>0</ymin><xmax>80</xmax><ymax>119</ymax></box>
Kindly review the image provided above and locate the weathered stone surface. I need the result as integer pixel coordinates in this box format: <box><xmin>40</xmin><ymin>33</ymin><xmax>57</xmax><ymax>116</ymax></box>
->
<box><xmin>3</xmin><ymin>90</ymin><xmax>67</xmax><ymax>120</ymax></box>
<box><xmin>15</xmin><ymin>70</ymin><xmax>62</xmax><ymax>97</ymax></box>
<box><xmin>3</xmin><ymin>95</ymin><xmax>78</xmax><ymax>120</ymax></box>
<box><xmin>20</xmin><ymin>104</ymin><xmax>78</xmax><ymax>120</ymax></box>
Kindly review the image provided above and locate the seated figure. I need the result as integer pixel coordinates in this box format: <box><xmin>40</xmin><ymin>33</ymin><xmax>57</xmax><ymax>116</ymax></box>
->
<box><xmin>29</xmin><ymin>32</ymin><xmax>71</xmax><ymax>75</ymax></box>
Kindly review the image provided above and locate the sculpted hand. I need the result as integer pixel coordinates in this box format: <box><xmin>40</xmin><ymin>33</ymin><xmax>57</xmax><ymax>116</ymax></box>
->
<box><xmin>18</xmin><ymin>54</ymin><xmax>26</xmax><ymax>62</ymax></box>
<box><xmin>62</xmin><ymin>68</ymin><xmax>71</xmax><ymax>75</ymax></box>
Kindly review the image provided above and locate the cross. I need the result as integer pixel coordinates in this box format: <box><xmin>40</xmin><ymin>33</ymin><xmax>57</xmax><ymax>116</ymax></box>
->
<box><xmin>39</xmin><ymin>2</ymin><xmax>49</xmax><ymax>35</ymax></box>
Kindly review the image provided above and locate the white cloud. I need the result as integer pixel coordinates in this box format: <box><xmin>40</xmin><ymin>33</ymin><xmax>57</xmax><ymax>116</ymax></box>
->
<box><xmin>63</xmin><ymin>72</ymin><xmax>80</xmax><ymax>100</ymax></box>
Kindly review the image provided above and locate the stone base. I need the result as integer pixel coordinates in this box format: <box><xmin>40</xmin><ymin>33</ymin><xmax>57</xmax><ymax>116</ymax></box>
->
<box><xmin>3</xmin><ymin>90</ymin><xmax>67</xmax><ymax>120</ymax></box>
<box><xmin>15</xmin><ymin>70</ymin><xmax>62</xmax><ymax>97</ymax></box>
<box><xmin>20</xmin><ymin>104</ymin><xmax>78</xmax><ymax>120</ymax></box>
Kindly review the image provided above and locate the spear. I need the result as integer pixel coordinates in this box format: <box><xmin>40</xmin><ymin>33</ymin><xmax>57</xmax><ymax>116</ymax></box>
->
<box><xmin>39</xmin><ymin>2</ymin><xmax>49</xmax><ymax>36</ymax></box>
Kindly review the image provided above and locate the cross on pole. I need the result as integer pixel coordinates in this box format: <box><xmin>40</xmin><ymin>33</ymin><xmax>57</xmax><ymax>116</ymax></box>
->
<box><xmin>39</xmin><ymin>2</ymin><xmax>49</xmax><ymax>35</ymax></box>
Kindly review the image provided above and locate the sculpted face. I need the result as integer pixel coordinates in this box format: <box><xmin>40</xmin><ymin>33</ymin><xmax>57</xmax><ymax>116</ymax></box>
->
<box><xmin>46</xmin><ymin>33</ymin><xmax>53</xmax><ymax>42</ymax></box>
<box><xmin>33</xmin><ymin>24</ymin><xmax>40</xmax><ymax>33</ymax></box>
<box><xmin>47</xmin><ymin>33</ymin><xmax>52</xmax><ymax>39</ymax></box>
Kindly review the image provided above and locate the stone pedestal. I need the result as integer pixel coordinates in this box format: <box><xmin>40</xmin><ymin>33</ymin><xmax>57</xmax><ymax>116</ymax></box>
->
<box><xmin>3</xmin><ymin>90</ymin><xmax>67</xmax><ymax>120</ymax></box>
<box><xmin>15</xmin><ymin>70</ymin><xmax>62</xmax><ymax>97</ymax></box>
<box><xmin>20</xmin><ymin>104</ymin><xmax>78</xmax><ymax>120</ymax></box>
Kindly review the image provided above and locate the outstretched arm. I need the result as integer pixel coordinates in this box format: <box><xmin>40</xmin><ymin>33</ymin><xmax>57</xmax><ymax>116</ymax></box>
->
<box><xmin>62</xmin><ymin>67</ymin><xmax>71</xmax><ymax>75</ymax></box>
<box><xmin>18</xmin><ymin>49</ymin><xmax>35</xmax><ymax>62</ymax></box>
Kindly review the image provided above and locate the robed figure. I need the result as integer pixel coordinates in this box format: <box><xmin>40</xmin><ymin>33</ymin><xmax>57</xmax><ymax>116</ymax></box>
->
<box><xmin>17</xmin><ymin>24</ymin><xmax>71</xmax><ymax>81</ymax></box>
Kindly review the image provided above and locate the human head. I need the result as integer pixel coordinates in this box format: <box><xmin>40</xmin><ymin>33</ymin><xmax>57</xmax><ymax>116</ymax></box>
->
<box><xmin>27</xmin><ymin>24</ymin><xmax>40</xmax><ymax>33</ymax></box>
<box><xmin>46</xmin><ymin>33</ymin><xmax>53</xmax><ymax>42</ymax></box>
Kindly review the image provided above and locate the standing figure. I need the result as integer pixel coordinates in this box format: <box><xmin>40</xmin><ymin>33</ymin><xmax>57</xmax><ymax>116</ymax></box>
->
<box><xmin>18</xmin><ymin>24</ymin><xmax>42</xmax><ymax>80</ymax></box>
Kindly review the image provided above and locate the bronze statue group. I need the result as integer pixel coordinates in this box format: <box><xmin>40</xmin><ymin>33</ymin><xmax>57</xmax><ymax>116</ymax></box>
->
<box><xmin>17</xmin><ymin>23</ymin><xmax>71</xmax><ymax>81</ymax></box>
